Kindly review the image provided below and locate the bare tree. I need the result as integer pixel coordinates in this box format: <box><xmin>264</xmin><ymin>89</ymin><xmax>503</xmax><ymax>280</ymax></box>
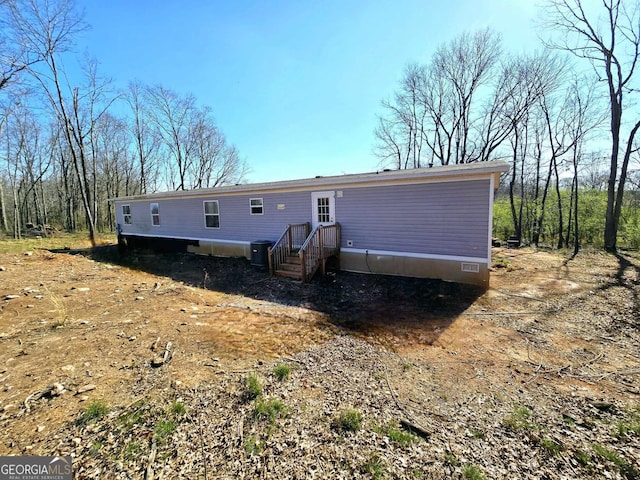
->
<box><xmin>543</xmin><ymin>0</ymin><xmax>640</xmax><ymax>251</ymax></box>
<box><xmin>373</xmin><ymin>64</ymin><xmax>428</xmax><ymax>169</ymax></box>
<box><xmin>375</xmin><ymin>31</ymin><xmax>563</xmax><ymax>171</ymax></box>
<box><xmin>6</xmin><ymin>0</ymin><xmax>108</xmax><ymax>244</ymax></box>
<box><xmin>0</xmin><ymin>0</ymin><xmax>42</xmax><ymax>90</ymax></box>
<box><xmin>146</xmin><ymin>85</ymin><xmax>196</xmax><ymax>191</ymax></box>
<box><xmin>126</xmin><ymin>81</ymin><xmax>159</xmax><ymax>194</ymax></box>
<box><xmin>433</xmin><ymin>28</ymin><xmax>502</xmax><ymax>164</ymax></box>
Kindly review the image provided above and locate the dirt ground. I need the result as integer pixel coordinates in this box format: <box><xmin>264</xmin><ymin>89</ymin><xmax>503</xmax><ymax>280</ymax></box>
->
<box><xmin>0</xmin><ymin>244</ymin><xmax>638</xmax><ymax>478</ymax></box>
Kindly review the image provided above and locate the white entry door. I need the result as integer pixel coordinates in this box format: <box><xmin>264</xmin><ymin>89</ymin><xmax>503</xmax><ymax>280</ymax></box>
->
<box><xmin>311</xmin><ymin>191</ymin><xmax>335</xmax><ymax>229</ymax></box>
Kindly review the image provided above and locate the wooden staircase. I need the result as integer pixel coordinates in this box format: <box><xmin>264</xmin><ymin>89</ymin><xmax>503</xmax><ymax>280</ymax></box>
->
<box><xmin>275</xmin><ymin>253</ymin><xmax>303</xmax><ymax>279</ymax></box>
<box><xmin>269</xmin><ymin>223</ymin><xmax>341</xmax><ymax>282</ymax></box>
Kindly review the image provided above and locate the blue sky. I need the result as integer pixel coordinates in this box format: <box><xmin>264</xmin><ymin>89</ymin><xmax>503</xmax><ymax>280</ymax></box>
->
<box><xmin>75</xmin><ymin>0</ymin><xmax>541</xmax><ymax>183</ymax></box>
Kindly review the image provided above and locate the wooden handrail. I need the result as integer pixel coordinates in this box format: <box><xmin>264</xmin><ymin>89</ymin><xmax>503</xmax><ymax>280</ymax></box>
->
<box><xmin>299</xmin><ymin>223</ymin><xmax>341</xmax><ymax>282</ymax></box>
<box><xmin>268</xmin><ymin>223</ymin><xmax>310</xmax><ymax>275</ymax></box>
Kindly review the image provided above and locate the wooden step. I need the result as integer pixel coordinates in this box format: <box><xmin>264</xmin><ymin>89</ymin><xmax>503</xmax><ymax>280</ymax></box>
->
<box><xmin>279</xmin><ymin>262</ymin><xmax>302</xmax><ymax>272</ymax></box>
<box><xmin>286</xmin><ymin>255</ymin><xmax>301</xmax><ymax>264</ymax></box>
<box><xmin>275</xmin><ymin>269</ymin><xmax>303</xmax><ymax>279</ymax></box>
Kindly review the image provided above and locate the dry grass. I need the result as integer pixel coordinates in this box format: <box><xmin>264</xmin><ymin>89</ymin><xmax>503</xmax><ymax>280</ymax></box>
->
<box><xmin>0</xmin><ymin>232</ymin><xmax>114</xmax><ymax>254</ymax></box>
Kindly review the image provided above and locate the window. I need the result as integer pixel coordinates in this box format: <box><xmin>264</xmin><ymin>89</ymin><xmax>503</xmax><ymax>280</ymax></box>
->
<box><xmin>122</xmin><ymin>205</ymin><xmax>132</xmax><ymax>225</ymax></box>
<box><xmin>250</xmin><ymin>198</ymin><xmax>263</xmax><ymax>215</ymax></box>
<box><xmin>317</xmin><ymin>197</ymin><xmax>330</xmax><ymax>223</ymax></box>
<box><xmin>150</xmin><ymin>202</ymin><xmax>160</xmax><ymax>226</ymax></box>
<box><xmin>204</xmin><ymin>200</ymin><xmax>220</xmax><ymax>228</ymax></box>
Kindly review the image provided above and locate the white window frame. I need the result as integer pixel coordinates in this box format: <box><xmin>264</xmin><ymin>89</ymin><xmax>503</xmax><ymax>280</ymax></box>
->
<box><xmin>122</xmin><ymin>204</ymin><xmax>132</xmax><ymax>225</ymax></box>
<box><xmin>204</xmin><ymin>200</ymin><xmax>220</xmax><ymax>229</ymax></box>
<box><xmin>250</xmin><ymin>198</ymin><xmax>264</xmax><ymax>215</ymax></box>
<box><xmin>150</xmin><ymin>202</ymin><xmax>160</xmax><ymax>226</ymax></box>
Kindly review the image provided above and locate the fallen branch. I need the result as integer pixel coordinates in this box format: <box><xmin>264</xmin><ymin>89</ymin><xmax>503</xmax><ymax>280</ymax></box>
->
<box><xmin>144</xmin><ymin>441</ymin><xmax>157</xmax><ymax>480</ymax></box>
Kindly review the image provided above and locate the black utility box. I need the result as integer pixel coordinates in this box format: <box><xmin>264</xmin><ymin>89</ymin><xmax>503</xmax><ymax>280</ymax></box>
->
<box><xmin>250</xmin><ymin>240</ymin><xmax>273</xmax><ymax>268</ymax></box>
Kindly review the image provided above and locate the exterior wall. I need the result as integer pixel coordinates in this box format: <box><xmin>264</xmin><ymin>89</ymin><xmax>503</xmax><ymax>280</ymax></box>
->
<box><xmin>114</xmin><ymin>174</ymin><xmax>495</xmax><ymax>286</ymax></box>
<box><xmin>115</xmin><ymin>191</ymin><xmax>311</xmax><ymax>243</ymax></box>
<box><xmin>335</xmin><ymin>179</ymin><xmax>490</xmax><ymax>259</ymax></box>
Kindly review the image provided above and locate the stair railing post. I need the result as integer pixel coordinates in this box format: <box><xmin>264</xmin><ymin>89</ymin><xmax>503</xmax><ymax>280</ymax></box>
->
<box><xmin>300</xmin><ymin>249</ymin><xmax>307</xmax><ymax>282</ymax></box>
<box><xmin>318</xmin><ymin>226</ymin><xmax>325</xmax><ymax>275</ymax></box>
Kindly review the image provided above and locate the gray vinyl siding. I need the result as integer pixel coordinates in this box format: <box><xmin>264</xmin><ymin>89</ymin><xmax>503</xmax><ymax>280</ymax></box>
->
<box><xmin>115</xmin><ymin>178</ymin><xmax>490</xmax><ymax>259</ymax></box>
<box><xmin>337</xmin><ymin>179</ymin><xmax>490</xmax><ymax>258</ymax></box>
<box><xmin>116</xmin><ymin>191</ymin><xmax>310</xmax><ymax>242</ymax></box>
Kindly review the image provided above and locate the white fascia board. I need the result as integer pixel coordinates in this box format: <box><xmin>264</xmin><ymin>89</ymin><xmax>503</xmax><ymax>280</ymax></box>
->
<box><xmin>341</xmin><ymin>247</ymin><xmax>489</xmax><ymax>264</ymax></box>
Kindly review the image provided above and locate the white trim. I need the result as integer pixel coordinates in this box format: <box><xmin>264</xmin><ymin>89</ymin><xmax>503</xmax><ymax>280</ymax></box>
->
<box><xmin>203</xmin><ymin>200</ymin><xmax>221</xmax><ymax>229</ymax></box>
<box><xmin>121</xmin><ymin>204</ymin><xmax>132</xmax><ymax>225</ymax></box>
<box><xmin>117</xmin><ymin>236</ymin><xmax>489</xmax><ymax>264</ymax></box>
<box><xmin>249</xmin><ymin>197</ymin><xmax>264</xmax><ymax>215</ymax></box>
<box><xmin>150</xmin><ymin>202</ymin><xmax>160</xmax><ymax>227</ymax></box>
<box><xmin>311</xmin><ymin>191</ymin><xmax>336</xmax><ymax>228</ymax></box>
<box><xmin>120</xmin><ymin>231</ymin><xmax>250</xmax><ymax>245</ymax></box>
<box><xmin>340</xmin><ymin>247</ymin><xmax>489</xmax><ymax>264</ymax></box>
<box><xmin>487</xmin><ymin>174</ymin><xmax>495</xmax><ymax>265</ymax></box>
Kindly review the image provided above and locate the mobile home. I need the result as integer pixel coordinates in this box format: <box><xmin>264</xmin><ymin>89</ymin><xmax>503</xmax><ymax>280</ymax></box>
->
<box><xmin>112</xmin><ymin>161</ymin><xmax>509</xmax><ymax>286</ymax></box>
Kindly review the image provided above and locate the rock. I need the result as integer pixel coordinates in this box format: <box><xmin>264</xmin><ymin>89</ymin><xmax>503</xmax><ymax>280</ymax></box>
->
<box><xmin>50</xmin><ymin>383</ymin><xmax>65</xmax><ymax>396</ymax></box>
<box><xmin>61</xmin><ymin>365</ymin><xmax>75</xmax><ymax>373</ymax></box>
<box><xmin>24</xmin><ymin>251</ymin><xmax>33</xmax><ymax>256</ymax></box>
<box><xmin>75</xmin><ymin>384</ymin><xmax>96</xmax><ymax>394</ymax></box>
<box><xmin>3</xmin><ymin>295</ymin><xmax>20</xmax><ymax>300</ymax></box>
<box><xmin>37</xmin><ymin>425</ymin><xmax>46</xmax><ymax>433</ymax></box>
<box><xmin>72</xmin><ymin>287</ymin><xmax>90</xmax><ymax>292</ymax></box>
<box><xmin>135</xmin><ymin>296</ymin><xmax>144</xmax><ymax>301</ymax></box>
<box><xmin>0</xmin><ymin>266</ymin><xmax>6</xmax><ymax>271</ymax></box>
<box><xmin>128</xmin><ymin>336</ymin><xmax>136</xmax><ymax>341</ymax></box>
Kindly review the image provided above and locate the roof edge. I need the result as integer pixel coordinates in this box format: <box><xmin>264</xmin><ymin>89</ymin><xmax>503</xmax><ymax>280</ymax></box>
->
<box><xmin>110</xmin><ymin>160</ymin><xmax>510</xmax><ymax>202</ymax></box>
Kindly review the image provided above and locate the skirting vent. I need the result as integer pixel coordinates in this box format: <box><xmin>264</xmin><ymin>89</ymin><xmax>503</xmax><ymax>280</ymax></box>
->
<box><xmin>461</xmin><ymin>262</ymin><xmax>480</xmax><ymax>273</ymax></box>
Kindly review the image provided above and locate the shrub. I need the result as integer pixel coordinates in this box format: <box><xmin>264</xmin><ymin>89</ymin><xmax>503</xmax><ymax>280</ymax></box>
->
<box><xmin>154</xmin><ymin>419</ymin><xmax>177</xmax><ymax>441</ymax></box>
<box><xmin>504</xmin><ymin>406</ymin><xmax>535</xmax><ymax>431</ymax></box>
<box><xmin>374</xmin><ymin>421</ymin><xmax>419</xmax><ymax>446</ymax></box>
<box><xmin>80</xmin><ymin>400</ymin><xmax>109</xmax><ymax>424</ymax></box>
<box><xmin>244</xmin><ymin>435</ymin><xmax>263</xmax><ymax>455</ymax></box>
<box><xmin>253</xmin><ymin>398</ymin><xmax>287</xmax><ymax>423</ymax></box>
<box><xmin>273</xmin><ymin>363</ymin><xmax>292</xmax><ymax>381</ymax></box>
<box><xmin>360</xmin><ymin>454</ymin><xmax>385</xmax><ymax>479</ymax></box>
<box><xmin>335</xmin><ymin>408</ymin><xmax>363</xmax><ymax>432</ymax></box>
<box><xmin>463</xmin><ymin>464</ymin><xmax>485</xmax><ymax>480</ymax></box>
<box><xmin>244</xmin><ymin>373</ymin><xmax>262</xmax><ymax>400</ymax></box>
<box><xmin>170</xmin><ymin>401</ymin><xmax>186</xmax><ymax>416</ymax></box>
<box><xmin>539</xmin><ymin>437</ymin><xmax>563</xmax><ymax>456</ymax></box>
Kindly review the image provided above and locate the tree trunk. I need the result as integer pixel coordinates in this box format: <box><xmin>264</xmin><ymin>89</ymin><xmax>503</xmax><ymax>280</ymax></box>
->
<box><xmin>611</xmin><ymin>120</ymin><xmax>640</xmax><ymax>250</ymax></box>
<box><xmin>604</xmin><ymin>98</ymin><xmax>622</xmax><ymax>252</ymax></box>
<box><xmin>553</xmin><ymin>155</ymin><xmax>564</xmax><ymax>249</ymax></box>
<box><xmin>0</xmin><ymin>182</ymin><xmax>8</xmax><ymax>233</ymax></box>
<box><xmin>508</xmin><ymin>127</ymin><xmax>521</xmax><ymax>239</ymax></box>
